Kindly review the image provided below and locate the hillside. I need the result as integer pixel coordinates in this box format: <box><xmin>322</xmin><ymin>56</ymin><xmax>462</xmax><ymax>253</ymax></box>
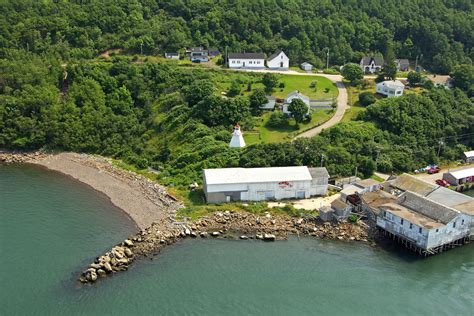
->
<box><xmin>1</xmin><ymin>0</ymin><xmax>473</xmax><ymax>73</ymax></box>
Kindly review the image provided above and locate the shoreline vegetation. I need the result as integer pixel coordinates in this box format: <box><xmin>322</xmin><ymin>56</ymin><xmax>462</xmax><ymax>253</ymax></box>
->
<box><xmin>1</xmin><ymin>151</ymin><xmax>371</xmax><ymax>284</ymax></box>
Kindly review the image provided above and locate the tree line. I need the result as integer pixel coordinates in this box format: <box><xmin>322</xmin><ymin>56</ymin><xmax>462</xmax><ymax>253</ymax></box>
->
<box><xmin>1</xmin><ymin>0</ymin><xmax>473</xmax><ymax>73</ymax></box>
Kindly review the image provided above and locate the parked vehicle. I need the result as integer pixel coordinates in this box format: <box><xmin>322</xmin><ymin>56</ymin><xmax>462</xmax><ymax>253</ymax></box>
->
<box><xmin>427</xmin><ymin>166</ymin><xmax>441</xmax><ymax>174</ymax></box>
<box><xmin>435</xmin><ymin>179</ymin><xmax>449</xmax><ymax>187</ymax></box>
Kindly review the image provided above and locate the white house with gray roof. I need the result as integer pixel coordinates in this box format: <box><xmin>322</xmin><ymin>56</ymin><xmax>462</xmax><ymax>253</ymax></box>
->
<box><xmin>228</xmin><ymin>52</ymin><xmax>266</xmax><ymax>69</ymax></box>
<box><xmin>203</xmin><ymin>166</ymin><xmax>329</xmax><ymax>203</ymax></box>
<box><xmin>283</xmin><ymin>90</ymin><xmax>310</xmax><ymax>115</ymax></box>
<box><xmin>360</xmin><ymin>56</ymin><xmax>384</xmax><ymax>73</ymax></box>
<box><xmin>267</xmin><ymin>50</ymin><xmax>289</xmax><ymax>69</ymax></box>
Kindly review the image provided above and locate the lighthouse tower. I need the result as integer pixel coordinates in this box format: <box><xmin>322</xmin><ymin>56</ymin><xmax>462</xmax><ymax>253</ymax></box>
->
<box><xmin>229</xmin><ymin>124</ymin><xmax>246</xmax><ymax>148</ymax></box>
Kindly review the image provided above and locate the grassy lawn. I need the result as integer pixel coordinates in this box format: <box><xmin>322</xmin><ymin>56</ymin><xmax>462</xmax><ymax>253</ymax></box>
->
<box><xmin>245</xmin><ymin>109</ymin><xmax>334</xmax><ymax>145</ymax></box>
<box><xmin>272</xmin><ymin>74</ymin><xmax>338</xmax><ymax>100</ymax></box>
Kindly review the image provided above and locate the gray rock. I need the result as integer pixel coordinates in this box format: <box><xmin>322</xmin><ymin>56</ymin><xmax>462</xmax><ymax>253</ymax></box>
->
<box><xmin>263</xmin><ymin>234</ymin><xmax>276</xmax><ymax>241</ymax></box>
<box><xmin>211</xmin><ymin>231</ymin><xmax>220</xmax><ymax>237</ymax></box>
<box><xmin>239</xmin><ymin>235</ymin><xmax>248</xmax><ymax>240</ymax></box>
<box><xmin>124</xmin><ymin>239</ymin><xmax>134</xmax><ymax>247</ymax></box>
<box><xmin>90</xmin><ymin>263</ymin><xmax>101</xmax><ymax>269</ymax></box>
<box><xmin>200</xmin><ymin>232</ymin><xmax>208</xmax><ymax>238</ymax></box>
<box><xmin>103</xmin><ymin>262</ymin><xmax>113</xmax><ymax>272</ymax></box>
<box><xmin>124</xmin><ymin>248</ymin><xmax>133</xmax><ymax>257</ymax></box>
<box><xmin>97</xmin><ymin>269</ymin><xmax>107</xmax><ymax>277</ymax></box>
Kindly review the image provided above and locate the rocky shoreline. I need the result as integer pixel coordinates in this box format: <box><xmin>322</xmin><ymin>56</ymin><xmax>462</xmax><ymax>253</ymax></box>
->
<box><xmin>79</xmin><ymin>211</ymin><xmax>371</xmax><ymax>283</ymax></box>
<box><xmin>1</xmin><ymin>151</ymin><xmax>372</xmax><ymax>285</ymax></box>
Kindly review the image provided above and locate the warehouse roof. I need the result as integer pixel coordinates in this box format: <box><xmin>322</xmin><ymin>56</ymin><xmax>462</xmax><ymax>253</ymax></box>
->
<box><xmin>354</xmin><ymin>178</ymin><xmax>380</xmax><ymax>188</ymax></box>
<box><xmin>452</xmin><ymin>200</ymin><xmax>474</xmax><ymax>215</ymax></box>
<box><xmin>445</xmin><ymin>167</ymin><xmax>474</xmax><ymax>180</ymax></box>
<box><xmin>308</xmin><ymin>167</ymin><xmax>329</xmax><ymax>179</ymax></box>
<box><xmin>425</xmin><ymin>187</ymin><xmax>472</xmax><ymax>208</ymax></box>
<box><xmin>381</xmin><ymin>203</ymin><xmax>444</xmax><ymax>229</ymax></box>
<box><xmin>390</xmin><ymin>173</ymin><xmax>437</xmax><ymax>196</ymax></box>
<box><xmin>203</xmin><ymin>166</ymin><xmax>312</xmax><ymax>185</ymax></box>
<box><xmin>398</xmin><ymin>191</ymin><xmax>459</xmax><ymax>224</ymax></box>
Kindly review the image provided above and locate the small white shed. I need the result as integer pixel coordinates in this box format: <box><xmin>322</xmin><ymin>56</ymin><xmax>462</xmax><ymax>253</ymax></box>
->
<box><xmin>300</xmin><ymin>62</ymin><xmax>313</xmax><ymax>71</ymax></box>
<box><xmin>376</xmin><ymin>80</ymin><xmax>405</xmax><ymax>98</ymax></box>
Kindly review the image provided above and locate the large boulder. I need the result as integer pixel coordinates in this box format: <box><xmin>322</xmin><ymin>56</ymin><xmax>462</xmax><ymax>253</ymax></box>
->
<box><xmin>263</xmin><ymin>234</ymin><xmax>276</xmax><ymax>241</ymax></box>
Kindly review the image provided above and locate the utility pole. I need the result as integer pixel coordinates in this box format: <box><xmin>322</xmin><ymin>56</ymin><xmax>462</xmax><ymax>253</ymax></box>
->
<box><xmin>354</xmin><ymin>166</ymin><xmax>358</xmax><ymax>178</ymax></box>
<box><xmin>140</xmin><ymin>42</ymin><xmax>143</xmax><ymax>55</ymax></box>
<box><xmin>326</xmin><ymin>47</ymin><xmax>330</xmax><ymax>70</ymax></box>
<box><xmin>375</xmin><ymin>148</ymin><xmax>381</xmax><ymax>169</ymax></box>
<box><xmin>320</xmin><ymin>154</ymin><xmax>325</xmax><ymax>167</ymax></box>
<box><xmin>437</xmin><ymin>139</ymin><xmax>444</xmax><ymax>157</ymax></box>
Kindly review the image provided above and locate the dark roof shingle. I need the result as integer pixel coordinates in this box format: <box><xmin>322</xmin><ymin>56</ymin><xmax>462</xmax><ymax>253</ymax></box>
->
<box><xmin>228</xmin><ymin>52</ymin><xmax>265</xmax><ymax>59</ymax></box>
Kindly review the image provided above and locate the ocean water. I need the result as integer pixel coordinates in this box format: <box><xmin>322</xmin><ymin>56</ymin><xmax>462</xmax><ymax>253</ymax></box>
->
<box><xmin>1</xmin><ymin>165</ymin><xmax>473</xmax><ymax>315</ymax></box>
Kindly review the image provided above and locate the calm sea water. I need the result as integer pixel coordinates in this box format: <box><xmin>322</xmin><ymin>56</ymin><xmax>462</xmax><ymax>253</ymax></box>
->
<box><xmin>1</xmin><ymin>165</ymin><xmax>473</xmax><ymax>315</ymax></box>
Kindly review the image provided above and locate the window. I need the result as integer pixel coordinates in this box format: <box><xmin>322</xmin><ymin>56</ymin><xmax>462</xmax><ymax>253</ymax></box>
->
<box><xmin>419</xmin><ymin>227</ymin><xmax>422</xmax><ymax>234</ymax></box>
<box><xmin>436</xmin><ymin>229</ymin><xmax>439</xmax><ymax>233</ymax></box>
<box><xmin>453</xmin><ymin>222</ymin><xmax>456</xmax><ymax>228</ymax></box>
<box><xmin>400</xmin><ymin>219</ymin><xmax>404</xmax><ymax>225</ymax></box>
<box><xmin>409</xmin><ymin>223</ymin><xmax>413</xmax><ymax>229</ymax></box>
<box><xmin>462</xmin><ymin>219</ymin><xmax>465</xmax><ymax>225</ymax></box>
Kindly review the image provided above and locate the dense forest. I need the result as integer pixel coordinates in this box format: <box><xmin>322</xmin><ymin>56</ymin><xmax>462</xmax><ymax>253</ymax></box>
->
<box><xmin>1</xmin><ymin>0</ymin><xmax>473</xmax><ymax>73</ymax></box>
<box><xmin>1</xmin><ymin>0</ymin><xmax>473</xmax><ymax>186</ymax></box>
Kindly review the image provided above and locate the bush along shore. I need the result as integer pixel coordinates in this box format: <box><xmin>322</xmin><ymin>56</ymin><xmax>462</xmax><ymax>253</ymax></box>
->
<box><xmin>79</xmin><ymin>211</ymin><xmax>370</xmax><ymax>284</ymax></box>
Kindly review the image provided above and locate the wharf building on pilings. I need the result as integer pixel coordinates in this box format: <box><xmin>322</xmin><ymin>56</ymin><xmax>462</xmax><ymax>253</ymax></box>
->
<box><xmin>363</xmin><ymin>173</ymin><xmax>474</xmax><ymax>255</ymax></box>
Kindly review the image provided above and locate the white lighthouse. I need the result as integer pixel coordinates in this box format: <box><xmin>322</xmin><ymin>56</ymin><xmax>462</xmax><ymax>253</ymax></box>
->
<box><xmin>229</xmin><ymin>124</ymin><xmax>246</xmax><ymax>148</ymax></box>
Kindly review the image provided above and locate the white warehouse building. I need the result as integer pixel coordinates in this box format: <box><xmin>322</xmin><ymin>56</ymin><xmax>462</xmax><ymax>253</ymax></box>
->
<box><xmin>203</xmin><ymin>166</ymin><xmax>329</xmax><ymax>203</ymax></box>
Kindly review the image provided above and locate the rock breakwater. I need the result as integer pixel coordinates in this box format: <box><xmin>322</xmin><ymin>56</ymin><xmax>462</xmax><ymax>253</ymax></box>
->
<box><xmin>80</xmin><ymin>211</ymin><xmax>370</xmax><ymax>283</ymax></box>
<box><xmin>0</xmin><ymin>151</ymin><xmax>49</xmax><ymax>164</ymax></box>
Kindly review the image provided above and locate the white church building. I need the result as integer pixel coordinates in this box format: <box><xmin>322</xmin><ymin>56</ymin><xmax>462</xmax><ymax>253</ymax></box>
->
<box><xmin>267</xmin><ymin>50</ymin><xmax>289</xmax><ymax>69</ymax></box>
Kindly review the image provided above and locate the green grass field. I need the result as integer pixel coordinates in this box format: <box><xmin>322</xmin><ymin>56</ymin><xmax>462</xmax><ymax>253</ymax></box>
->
<box><xmin>273</xmin><ymin>74</ymin><xmax>338</xmax><ymax>100</ymax></box>
<box><xmin>245</xmin><ymin>109</ymin><xmax>334</xmax><ymax>145</ymax></box>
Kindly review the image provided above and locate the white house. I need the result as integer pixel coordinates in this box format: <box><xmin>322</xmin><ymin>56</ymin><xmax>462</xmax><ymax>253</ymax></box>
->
<box><xmin>228</xmin><ymin>53</ymin><xmax>266</xmax><ymax>69</ymax></box>
<box><xmin>203</xmin><ymin>166</ymin><xmax>329</xmax><ymax>203</ymax></box>
<box><xmin>463</xmin><ymin>150</ymin><xmax>474</xmax><ymax>163</ymax></box>
<box><xmin>376</xmin><ymin>191</ymin><xmax>472</xmax><ymax>252</ymax></box>
<box><xmin>360</xmin><ymin>56</ymin><xmax>383</xmax><ymax>74</ymax></box>
<box><xmin>376</xmin><ymin>80</ymin><xmax>405</xmax><ymax>97</ymax></box>
<box><xmin>300</xmin><ymin>62</ymin><xmax>313</xmax><ymax>71</ymax></box>
<box><xmin>395</xmin><ymin>59</ymin><xmax>409</xmax><ymax>71</ymax></box>
<box><xmin>165</xmin><ymin>52</ymin><xmax>179</xmax><ymax>59</ymax></box>
<box><xmin>283</xmin><ymin>90</ymin><xmax>310</xmax><ymax>115</ymax></box>
<box><xmin>267</xmin><ymin>50</ymin><xmax>289</xmax><ymax>69</ymax></box>
<box><xmin>229</xmin><ymin>124</ymin><xmax>246</xmax><ymax>148</ymax></box>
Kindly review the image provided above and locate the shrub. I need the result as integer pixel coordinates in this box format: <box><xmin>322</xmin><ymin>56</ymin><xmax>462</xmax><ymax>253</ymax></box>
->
<box><xmin>348</xmin><ymin>214</ymin><xmax>358</xmax><ymax>222</ymax></box>
<box><xmin>358</xmin><ymin>92</ymin><xmax>376</xmax><ymax>106</ymax></box>
<box><xmin>266</xmin><ymin>111</ymin><xmax>288</xmax><ymax>128</ymax></box>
